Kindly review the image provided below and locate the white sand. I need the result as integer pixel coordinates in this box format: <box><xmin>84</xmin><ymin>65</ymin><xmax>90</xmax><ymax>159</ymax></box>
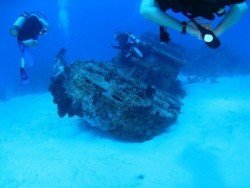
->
<box><xmin>0</xmin><ymin>76</ymin><xmax>250</xmax><ymax>187</ymax></box>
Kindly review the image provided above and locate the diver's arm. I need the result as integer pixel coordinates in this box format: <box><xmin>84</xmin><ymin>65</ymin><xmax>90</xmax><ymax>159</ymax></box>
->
<box><xmin>140</xmin><ymin>0</ymin><xmax>200</xmax><ymax>37</ymax></box>
<box><xmin>214</xmin><ymin>2</ymin><xmax>248</xmax><ymax>36</ymax></box>
<box><xmin>39</xmin><ymin>18</ymin><xmax>49</xmax><ymax>28</ymax></box>
<box><xmin>22</xmin><ymin>39</ymin><xmax>38</xmax><ymax>47</ymax></box>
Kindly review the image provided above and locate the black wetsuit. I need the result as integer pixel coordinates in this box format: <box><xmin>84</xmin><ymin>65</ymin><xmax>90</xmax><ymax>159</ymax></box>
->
<box><xmin>156</xmin><ymin>0</ymin><xmax>246</xmax><ymax>19</ymax></box>
<box><xmin>17</xmin><ymin>15</ymin><xmax>43</xmax><ymax>82</ymax></box>
<box><xmin>17</xmin><ymin>15</ymin><xmax>43</xmax><ymax>43</ymax></box>
<box><xmin>115</xmin><ymin>34</ymin><xmax>133</xmax><ymax>50</ymax></box>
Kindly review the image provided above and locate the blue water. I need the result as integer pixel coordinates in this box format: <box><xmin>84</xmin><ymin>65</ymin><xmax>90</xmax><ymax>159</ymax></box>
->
<box><xmin>0</xmin><ymin>0</ymin><xmax>249</xmax><ymax>93</ymax></box>
<box><xmin>0</xmin><ymin>1</ymin><xmax>249</xmax><ymax>187</ymax></box>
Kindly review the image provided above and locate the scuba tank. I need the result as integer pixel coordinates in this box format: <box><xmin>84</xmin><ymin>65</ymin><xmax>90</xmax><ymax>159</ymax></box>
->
<box><xmin>9</xmin><ymin>12</ymin><xmax>29</xmax><ymax>36</ymax></box>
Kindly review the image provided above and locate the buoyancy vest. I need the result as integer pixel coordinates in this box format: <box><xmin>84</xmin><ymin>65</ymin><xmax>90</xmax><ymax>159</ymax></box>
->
<box><xmin>17</xmin><ymin>15</ymin><xmax>43</xmax><ymax>42</ymax></box>
<box><xmin>157</xmin><ymin>0</ymin><xmax>245</xmax><ymax>20</ymax></box>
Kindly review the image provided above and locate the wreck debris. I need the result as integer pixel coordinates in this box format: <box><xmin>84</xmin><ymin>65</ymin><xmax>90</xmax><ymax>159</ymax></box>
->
<box><xmin>50</xmin><ymin>33</ymin><xmax>185</xmax><ymax>141</ymax></box>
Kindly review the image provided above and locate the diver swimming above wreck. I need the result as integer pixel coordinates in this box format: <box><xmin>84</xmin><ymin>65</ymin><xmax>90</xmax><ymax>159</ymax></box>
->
<box><xmin>10</xmin><ymin>12</ymin><xmax>49</xmax><ymax>83</ymax></box>
<box><xmin>112</xmin><ymin>32</ymin><xmax>144</xmax><ymax>63</ymax></box>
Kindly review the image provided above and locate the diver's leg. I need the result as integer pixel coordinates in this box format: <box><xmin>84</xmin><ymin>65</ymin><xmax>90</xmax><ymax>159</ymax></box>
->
<box><xmin>19</xmin><ymin>45</ymin><xmax>29</xmax><ymax>82</ymax></box>
<box><xmin>20</xmin><ymin>57</ymin><xmax>25</xmax><ymax>68</ymax></box>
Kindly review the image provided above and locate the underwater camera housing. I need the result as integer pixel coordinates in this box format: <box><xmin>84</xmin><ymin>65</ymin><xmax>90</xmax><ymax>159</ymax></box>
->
<box><xmin>196</xmin><ymin>24</ymin><xmax>221</xmax><ymax>49</ymax></box>
<box><xmin>203</xmin><ymin>33</ymin><xmax>221</xmax><ymax>49</ymax></box>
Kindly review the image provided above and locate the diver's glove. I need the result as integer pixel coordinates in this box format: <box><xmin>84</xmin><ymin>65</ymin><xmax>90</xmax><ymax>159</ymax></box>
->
<box><xmin>20</xmin><ymin>67</ymin><xmax>28</xmax><ymax>82</ymax></box>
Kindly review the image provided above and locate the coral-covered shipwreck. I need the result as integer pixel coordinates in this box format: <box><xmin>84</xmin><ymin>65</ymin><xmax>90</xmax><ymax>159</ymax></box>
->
<box><xmin>50</xmin><ymin>33</ymin><xmax>185</xmax><ymax>141</ymax></box>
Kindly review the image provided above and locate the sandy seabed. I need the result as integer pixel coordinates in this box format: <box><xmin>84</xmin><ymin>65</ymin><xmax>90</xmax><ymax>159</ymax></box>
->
<box><xmin>0</xmin><ymin>76</ymin><xmax>250</xmax><ymax>187</ymax></box>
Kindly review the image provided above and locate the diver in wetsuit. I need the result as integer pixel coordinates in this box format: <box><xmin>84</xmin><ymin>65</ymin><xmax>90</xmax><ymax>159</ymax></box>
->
<box><xmin>112</xmin><ymin>32</ymin><xmax>144</xmax><ymax>62</ymax></box>
<box><xmin>10</xmin><ymin>12</ymin><xmax>49</xmax><ymax>82</ymax></box>
<box><xmin>53</xmin><ymin>48</ymin><xmax>67</xmax><ymax>77</ymax></box>
<box><xmin>140</xmin><ymin>0</ymin><xmax>248</xmax><ymax>48</ymax></box>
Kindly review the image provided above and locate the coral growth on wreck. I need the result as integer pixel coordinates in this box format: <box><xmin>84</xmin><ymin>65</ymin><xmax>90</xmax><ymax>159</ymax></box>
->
<box><xmin>50</xmin><ymin>33</ymin><xmax>184</xmax><ymax>141</ymax></box>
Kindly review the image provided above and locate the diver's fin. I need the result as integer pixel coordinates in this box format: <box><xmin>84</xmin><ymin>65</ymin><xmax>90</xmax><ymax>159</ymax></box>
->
<box><xmin>20</xmin><ymin>67</ymin><xmax>28</xmax><ymax>82</ymax></box>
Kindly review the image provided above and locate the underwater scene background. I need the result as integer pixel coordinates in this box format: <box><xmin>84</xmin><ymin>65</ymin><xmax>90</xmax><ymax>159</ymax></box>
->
<box><xmin>0</xmin><ymin>0</ymin><xmax>249</xmax><ymax>94</ymax></box>
<box><xmin>0</xmin><ymin>0</ymin><xmax>250</xmax><ymax>187</ymax></box>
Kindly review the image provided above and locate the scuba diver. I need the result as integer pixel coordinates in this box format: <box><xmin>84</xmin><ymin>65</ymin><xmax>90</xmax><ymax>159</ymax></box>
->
<box><xmin>112</xmin><ymin>32</ymin><xmax>144</xmax><ymax>62</ymax></box>
<box><xmin>140</xmin><ymin>0</ymin><xmax>248</xmax><ymax>49</ymax></box>
<box><xmin>10</xmin><ymin>12</ymin><xmax>49</xmax><ymax>83</ymax></box>
<box><xmin>53</xmin><ymin>48</ymin><xmax>67</xmax><ymax>77</ymax></box>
